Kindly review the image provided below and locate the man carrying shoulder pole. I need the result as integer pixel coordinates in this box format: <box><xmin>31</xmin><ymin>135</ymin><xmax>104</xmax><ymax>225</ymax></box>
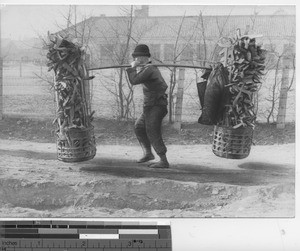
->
<box><xmin>126</xmin><ymin>44</ymin><xmax>169</xmax><ymax>168</ymax></box>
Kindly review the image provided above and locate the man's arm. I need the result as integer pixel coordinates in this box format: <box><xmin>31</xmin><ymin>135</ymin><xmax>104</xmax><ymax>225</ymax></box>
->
<box><xmin>126</xmin><ymin>66</ymin><xmax>153</xmax><ymax>85</ymax></box>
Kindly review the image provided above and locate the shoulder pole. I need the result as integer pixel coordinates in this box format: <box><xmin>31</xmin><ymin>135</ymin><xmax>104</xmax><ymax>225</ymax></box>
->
<box><xmin>87</xmin><ymin>64</ymin><xmax>212</xmax><ymax>71</ymax></box>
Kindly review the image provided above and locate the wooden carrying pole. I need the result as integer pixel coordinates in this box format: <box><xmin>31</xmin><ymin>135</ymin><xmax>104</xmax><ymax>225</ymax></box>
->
<box><xmin>88</xmin><ymin>64</ymin><xmax>211</xmax><ymax>71</ymax></box>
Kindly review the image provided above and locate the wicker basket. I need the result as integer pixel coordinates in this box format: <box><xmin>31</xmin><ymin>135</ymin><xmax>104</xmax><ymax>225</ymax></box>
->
<box><xmin>212</xmin><ymin>125</ymin><xmax>253</xmax><ymax>159</ymax></box>
<box><xmin>56</xmin><ymin>126</ymin><xmax>96</xmax><ymax>162</ymax></box>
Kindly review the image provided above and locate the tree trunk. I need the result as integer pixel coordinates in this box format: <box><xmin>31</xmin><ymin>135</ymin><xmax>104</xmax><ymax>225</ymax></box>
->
<box><xmin>118</xmin><ymin>68</ymin><xmax>124</xmax><ymax>118</ymax></box>
<box><xmin>267</xmin><ymin>102</ymin><xmax>275</xmax><ymax>124</ymax></box>
<box><xmin>265</xmin><ymin>55</ymin><xmax>281</xmax><ymax>124</ymax></box>
<box><xmin>276</xmin><ymin>56</ymin><xmax>290</xmax><ymax>129</ymax></box>
<box><xmin>168</xmin><ymin>69</ymin><xmax>175</xmax><ymax>123</ymax></box>
<box><xmin>84</xmin><ymin>54</ymin><xmax>92</xmax><ymax>114</ymax></box>
<box><xmin>119</xmin><ymin>5</ymin><xmax>133</xmax><ymax>120</ymax></box>
<box><xmin>173</xmin><ymin>68</ymin><xmax>185</xmax><ymax>131</ymax></box>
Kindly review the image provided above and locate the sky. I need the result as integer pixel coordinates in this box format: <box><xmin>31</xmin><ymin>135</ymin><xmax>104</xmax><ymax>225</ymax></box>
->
<box><xmin>0</xmin><ymin>3</ymin><xmax>296</xmax><ymax>40</ymax></box>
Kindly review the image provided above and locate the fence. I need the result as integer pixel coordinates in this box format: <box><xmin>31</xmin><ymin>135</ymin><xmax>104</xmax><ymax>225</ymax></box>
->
<box><xmin>0</xmin><ymin>60</ymin><xmax>296</xmax><ymax>126</ymax></box>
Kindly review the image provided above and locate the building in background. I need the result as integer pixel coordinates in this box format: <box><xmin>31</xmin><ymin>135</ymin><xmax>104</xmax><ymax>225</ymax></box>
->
<box><xmin>0</xmin><ymin>6</ymin><xmax>295</xmax><ymax>123</ymax></box>
<box><xmin>1</xmin><ymin>7</ymin><xmax>295</xmax><ymax>69</ymax></box>
<box><xmin>56</xmin><ymin>6</ymin><xmax>295</xmax><ymax>69</ymax></box>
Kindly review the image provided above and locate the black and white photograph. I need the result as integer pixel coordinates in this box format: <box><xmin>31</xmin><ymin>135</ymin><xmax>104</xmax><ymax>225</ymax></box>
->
<box><xmin>0</xmin><ymin>3</ymin><xmax>296</xmax><ymax>220</ymax></box>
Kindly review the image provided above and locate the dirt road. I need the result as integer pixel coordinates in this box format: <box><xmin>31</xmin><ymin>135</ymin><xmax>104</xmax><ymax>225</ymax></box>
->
<box><xmin>0</xmin><ymin>140</ymin><xmax>295</xmax><ymax>218</ymax></box>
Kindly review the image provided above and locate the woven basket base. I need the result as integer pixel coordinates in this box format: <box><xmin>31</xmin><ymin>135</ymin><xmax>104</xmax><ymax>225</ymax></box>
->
<box><xmin>212</xmin><ymin>125</ymin><xmax>253</xmax><ymax>159</ymax></box>
<box><xmin>56</xmin><ymin>127</ymin><xmax>96</xmax><ymax>162</ymax></box>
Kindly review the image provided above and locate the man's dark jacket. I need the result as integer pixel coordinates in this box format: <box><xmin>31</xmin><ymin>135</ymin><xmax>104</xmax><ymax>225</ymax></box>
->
<box><xmin>126</xmin><ymin>63</ymin><xmax>168</xmax><ymax>107</ymax></box>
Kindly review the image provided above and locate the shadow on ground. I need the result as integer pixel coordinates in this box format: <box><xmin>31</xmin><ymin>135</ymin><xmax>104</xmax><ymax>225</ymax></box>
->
<box><xmin>1</xmin><ymin>149</ymin><xmax>293</xmax><ymax>187</ymax></box>
<box><xmin>80</xmin><ymin>159</ymin><xmax>293</xmax><ymax>186</ymax></box>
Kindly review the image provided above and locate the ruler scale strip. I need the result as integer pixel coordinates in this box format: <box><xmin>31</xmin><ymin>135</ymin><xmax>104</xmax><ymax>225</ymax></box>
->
<box><xmin>0</xmin><ymin>221</ymin><xmax>172</xmax><ymax>251</ymax></box>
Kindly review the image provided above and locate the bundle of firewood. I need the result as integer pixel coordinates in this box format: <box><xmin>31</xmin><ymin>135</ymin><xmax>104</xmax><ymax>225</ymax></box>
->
<box><xmin>46</xmin><ymin>33</ymin><xmax>95</xmax><ymax>141</ymax></box>
<box><xmin>219</xmin><ymin>31</ymin><xmax>266</xmax><ymax>128</ymax></box>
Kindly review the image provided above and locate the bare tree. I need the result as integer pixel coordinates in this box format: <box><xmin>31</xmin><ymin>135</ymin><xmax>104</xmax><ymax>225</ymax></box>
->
<box><xmin>209</xmin><ymin>10</ymin><xmax>233</xmax><ymax>62</ymax></box>
<box><xmin>264</xmin><ymin>52</ymin><xmax>282</xmax><ymax>124</ymax></box>
<box><xmin>93</xmin><ymin>6</ymin><xmax>157</xmax><ymax>120</ymax></box>
<box><xmin>166</xmin><ymin>14</ymin><xmax>201</xmax><ymax>123</ymax></box>
<box><xmin>198</xmin><ymin>11</ymin><xmax>208</xmax><ymax>67</ymax></box>
<box><xmin>276</xmin><ymin>44</ymin><xmax>295</xmax><ymax>127</ymax></box>
<box><xmin>261</xmin><ymin>41</ymin><xmax>295</xmax><ymax>124</ymax></box>
<box><xmin>248</xmin><ymin>9</ymin><xmax>260</xmax><ymax>116</ymax></box>
<box><xmin>93</xmin><ymin>6</ymin><xmax>138</xmax><ymax>120</ymax></box>
<box><xmin>250</xmin><ymin>8</ymin><xmax>259</xmax><ymax>30</ymax></box>
<box><xmin>34</xmin><ymin>5</ymin><xmax>95</xmax><ymax>98</ymax></box>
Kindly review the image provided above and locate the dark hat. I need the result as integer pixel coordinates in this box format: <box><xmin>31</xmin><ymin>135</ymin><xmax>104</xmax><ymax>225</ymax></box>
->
<box><xmin>132</xmin><ymin>44</ymin><xmax>151</xmax><ymax>58</ymax></box>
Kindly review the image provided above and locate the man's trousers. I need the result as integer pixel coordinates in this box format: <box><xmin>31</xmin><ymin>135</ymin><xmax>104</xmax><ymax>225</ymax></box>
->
<box><xmin>134</xmin><ymin>105</ymin><xmax>168</xmax><ymax>155</ymax></box>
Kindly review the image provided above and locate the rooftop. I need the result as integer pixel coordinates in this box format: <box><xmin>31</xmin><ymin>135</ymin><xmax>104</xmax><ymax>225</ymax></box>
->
<box><xmin>77</xmin><ymin>14</ymin><xmax>296</xmax><ymax>42</ymax></box>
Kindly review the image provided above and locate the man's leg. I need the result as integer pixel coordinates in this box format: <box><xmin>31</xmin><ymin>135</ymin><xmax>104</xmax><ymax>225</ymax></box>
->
<box><xmin>145</xmin><ymin>106</ymin><xmax>169</xmax><ymax>168</ymax></box>
<box><xmin>134</xmin><ymin>112</ymin><xmax>155</xmax><ymax>163</ymax></box>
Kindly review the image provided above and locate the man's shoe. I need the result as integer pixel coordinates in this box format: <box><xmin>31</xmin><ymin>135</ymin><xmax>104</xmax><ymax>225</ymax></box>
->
<box><xmin>137</xmin><ymin>154</ymin><xmax>155</xmax><ymax>163</ymax></box>
<box><xmin>148</xmin><ymin>160</ymin><xmax>169</xmax><ymax>168</ymax></box>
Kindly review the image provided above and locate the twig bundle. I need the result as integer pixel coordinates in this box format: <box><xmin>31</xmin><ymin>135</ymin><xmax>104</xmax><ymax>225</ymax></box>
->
<box><xmin>219</xmin><ymin>32</ymin><xmax>266</xmax><ymax>128</ymax></box>
<box><xmin>46</xmin><ymin>33</ymin><xmax>95</xmax><ymax>141</ymax></box>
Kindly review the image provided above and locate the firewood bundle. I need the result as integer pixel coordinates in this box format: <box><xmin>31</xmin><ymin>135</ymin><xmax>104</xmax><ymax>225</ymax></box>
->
<box><xmin>219</xmin><ymin>31</ymin><xmax>266</xmax><ymax>128</ymax></box>
<box><xmin>46</xmin><ymin>33</ymin><xmax>95</xmax><ymax>141</ymax></box>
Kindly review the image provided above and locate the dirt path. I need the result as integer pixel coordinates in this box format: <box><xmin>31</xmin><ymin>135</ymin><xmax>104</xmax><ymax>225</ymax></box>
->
<box><xmin>0</xmin><ymin>140</ymin><xmax>295</xmax><ymax>218</ymax></box>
